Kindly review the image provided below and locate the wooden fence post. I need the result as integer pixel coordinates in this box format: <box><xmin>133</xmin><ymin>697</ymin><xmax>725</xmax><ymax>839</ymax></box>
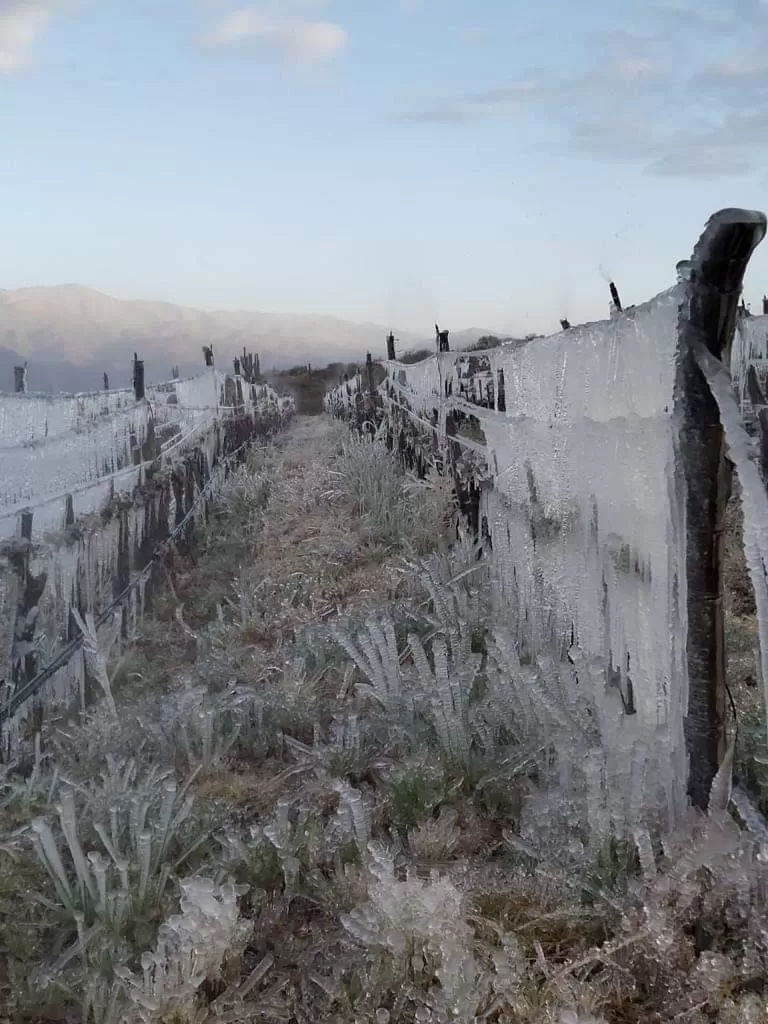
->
<box><xmin>14</xmin><ymin>365</ymin><xmax>27</xmax><ymax>393</ymax></box>
<box><xmin>386</xmin><ymin>332</ymin><xmax>396</xmax><ymax>361</ymax></box>
<box><xmin>103</xmin><ymin>372</ymin><xmax>110</xmax><ymax>391</ymax></box>
<box><xmin>133</xmin><ymin>354</ymin><xmax>145</xmax><ymax>401</ymax></box>
<box><xmin>10</xmin><ymin>509</ymin><xmax>46</xmax><ymax>689</ymax></box>
<box><xmin>203</xmin><ymin>345</ymin><xmax>214</xmax><ymax>368</ymax></box>
<box><xmin>676</xmin><ymin>208</ymin><xmax>766</xmax><ymax>810</ymax></box>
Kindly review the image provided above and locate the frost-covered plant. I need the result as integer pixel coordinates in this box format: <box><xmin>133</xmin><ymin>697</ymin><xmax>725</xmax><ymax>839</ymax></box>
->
<box><xmin>72</xmin><ymin>607</ymin><xmax>121</xmax><ymax>717</ymax></box>
<box><xmin>405</xmin><ymin>522</ymin><xmax>488</xmax><ymax>645</ymax></box>
<box><xmin>115</xmin><ymin>877</ymin><xmax>252</xmax><ymax>1023</ymax></box>
<box><xmin>328</xmin><ymin>779</ymin><xmax>372</xmax><ymax>857</ymax></box>
<box><xmin>0</xmin><ymin>732</ymin><xmax>60</xmax><ymax>816</ymax></box>
<box><xmin>342</xmin><ymin>843</ymin><xmax>483</xmax><ymax>1019</ymax></box>
<box><xmin>408</xmin><ymin>632</ymin><xmax>480</xmax><ymax>767</ymax></box>
<box><xmin>30</xmin><ymin>767</ymin><xmax>201</xmax><ymax>947</ymax></box>
<box><xmin>331</xmin><ymin>427</ymin><xmax>411</xmax><ymax>544</ymax></box>
<box><xmin>260</xmin><ymin>797</ymin><xmax>322</xmax><ymax>896</ymax></box>
<box><xmin>408</xmin><ymin>806</ymin><xmax>460</xmax><ymax>864</ymax></box>
<box><xmin>165</xmin><ymin>682</ymin><xmax>257</xmax><ymax>776</ymax></box>
<box><xmin>332</xmin><ymin>615</ymin><xmax>409</xmax><ymax>713</ymax></box>
<box><xmin>330</xmin><ymin>425</ymin><xmax>454</xmax><ymax>551</ymax></box>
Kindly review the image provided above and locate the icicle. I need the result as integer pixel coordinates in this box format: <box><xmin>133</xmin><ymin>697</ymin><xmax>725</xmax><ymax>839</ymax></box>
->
<box><xmin>692</xmin><ymin>340</ymin><xmax>768</xmax><ymax>743</ymax></box>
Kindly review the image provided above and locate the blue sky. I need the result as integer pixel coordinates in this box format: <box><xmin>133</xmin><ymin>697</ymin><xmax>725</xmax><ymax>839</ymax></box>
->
<box><xmin>3</xmin><ymin>0</ymin><xmax>768</xmax><ymax>335</ymax></box>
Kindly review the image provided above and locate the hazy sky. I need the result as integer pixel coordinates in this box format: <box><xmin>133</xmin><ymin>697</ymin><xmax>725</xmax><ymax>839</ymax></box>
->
<box><xmin>3</xmin><ymin>0</ymin><xmax>768</xmax><ymax>335</ymax></box>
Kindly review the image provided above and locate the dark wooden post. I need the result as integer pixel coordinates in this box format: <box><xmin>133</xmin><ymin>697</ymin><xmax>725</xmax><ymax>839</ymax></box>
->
<box><xmin>435</xmin><ymin>323</ymin><xmax>450</xmax><ymax>353</ymax></box>
<box><xmin>103</xmin><ymin>372</ymin><xmax>110</xmax><ymax>391</ymax></box>
<box><xmin>676</xmin><ymin>208</ymin><xmax>766</xmax><ymax>810</ymax></box>
<box><xmin>763</xmin><ymin>295</ymin><xmax>768</xmax><ymax>315</ymax></box>
<box><xmin>386</xmin><ymin>332</ymin><xmax>396</xmax><ymax>361</ymax></box>
<box><xmin>14</xmin><ymin>364</ymin><xmax>27</xmax><ymax>393</ymax></box>
<box><xmin>203</xmin><ymin>345</ymin><xmax>214</xmax><ymax>368</ymax></box>
<box><xmin>609</xmin><ymin>282</ymin><xmax>622</xmax><ymax>313</ymax></box>
<box><xmin>560</xmin><ymin>318</ymin><xmax>571</xmax><ymax>331</ymax></box>
<box><xmin>10</xmin><ymin>509</ymin><xmax>47</xmax><ymax>688</ymax></box>
<box><xmin>133</xmin><ymin>354</ymin><xmax>145</xmax><ymax>401</ymax></box>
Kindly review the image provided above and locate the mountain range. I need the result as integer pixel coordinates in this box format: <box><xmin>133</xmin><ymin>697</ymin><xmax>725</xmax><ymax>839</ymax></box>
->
<box><xmin>0</xmin><ymin>285</ymin><xmax>497</xmax><ymax>393</ymax></box>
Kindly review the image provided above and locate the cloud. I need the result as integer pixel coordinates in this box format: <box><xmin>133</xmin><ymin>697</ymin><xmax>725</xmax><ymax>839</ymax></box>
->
<box><xmin>648</xmin><ymin>0</ymin><xmax>739</xmax><ymax>28</ymax></box>
<box><xmin>392</xmin><ymin>0</ymin><xmax>768</xmax><ymax>179</ymax></box>
<box><xmin>647</xmin><ymin>145</ymin><xmax>751</xmax><ymax>177</ymax></box>
<box><xmin>203</xmin><ymin>6</ymin><xmax>347</xmax><ymax>62</ymax></box>
<box><xmin>0</xmin><ymin>2</ymin><xmax>56</xmax><ymax>73</ymax></box>
<box><xmin>570</xmin><ymin>117</ymin><xmax>660</xmax><ymax>160</ymax></box>
<box><xmin>395</xmin><ymin>79</ymin><xmax>555</xmax><ymax>123</ymax></box>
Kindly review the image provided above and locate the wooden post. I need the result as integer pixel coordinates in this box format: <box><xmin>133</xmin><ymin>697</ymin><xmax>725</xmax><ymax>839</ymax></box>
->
<box><xmin>386</xmin><ymin>332</ymin><xmax>396</xmax><ymax>361</ymax></box>
<box><xmin>10</xmin><ymin>509</ymin><xmax>47</xmax><ymax>688</ymax></box>
<box><xmin>133</xmin><ymin>353</ymin><xmax>145</xmax><ymax>401</ymax></box>
<box><xmin>203</xmin><ymin>345</ymin><xmax>214</xmax><ymax>368</ymax></box>
<box><xmin>365</xmin><ymin>352</ymin><xmax>375</xmax><ymax>395</ymax></box>
<box><xmin>560</xmin><ymin>318</ymin><xmax>571</xmax><ymax>331</ymax></box>
<box><xmin>14</xmin><ymin>364</ymin><xmax>27</xmax><ymax>393</ymax></box>
<box><xmin>676</xmin><ymin>208</ymin><xmax>766</xmax><ymax>810</ymax></box>
<box><xmin>763</xmin><ymin>295</ymin><xmax>768</xmax><ymax>315</ymax></box>
<box><xmin>609</xmin><ymin>282</ymin><xmax>622</xmax><ymax>313</ymax></box>
<box><xmin>171</xmin><ymin>365</ymin><xmax>180</xmax><ymax>380</ymax></box>
<box><xmin>103</xmin><ymin>372</ymin><xmax>110</xmax><ymax>391</ymax></box>
<box><xmin>497</xmin><ymin>368</ymin><xmax>506</xmax><ymax>412</ymax></box>
<box><xmin>435</xmin><ymin>323</ymin><xmax>450</xmax><ymax>353</ymax></box>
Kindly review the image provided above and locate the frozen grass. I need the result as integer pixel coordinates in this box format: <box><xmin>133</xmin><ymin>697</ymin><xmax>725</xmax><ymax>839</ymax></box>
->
<box><xmin>1</xmin><ymin>416</ymin><xmax>768</xmax><ymax>1024</ymax></box>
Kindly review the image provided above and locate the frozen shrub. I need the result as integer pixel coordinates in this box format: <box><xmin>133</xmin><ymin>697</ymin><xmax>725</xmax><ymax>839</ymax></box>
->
<box><xmin>342</xmin><ymin>843</ymin><xmax>483</xmax><ymax>1018</ymax></box>
<box><xmin>115</xmin><ymin>877</ymin><xmax>252</xmax><ymax>1023</ymax></box>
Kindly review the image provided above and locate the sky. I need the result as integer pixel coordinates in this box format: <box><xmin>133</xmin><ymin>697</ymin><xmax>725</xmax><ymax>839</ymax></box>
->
<box><xmin>3</xmin><ymin>0</ymin><xmax>768</xmax><ymax>336</ymax></box>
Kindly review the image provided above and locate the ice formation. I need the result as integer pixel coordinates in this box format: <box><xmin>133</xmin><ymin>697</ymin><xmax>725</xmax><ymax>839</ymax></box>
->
<box><xmin>0</xmin><ymin>370</ymin><xmax>291</xmax><ymax>752</ymax></box>
<box><xmin>329</xmin><ymin>288</ymin><xmax>692</xmax><ymax>831</ymax></box>
<box><xmin>731</xmin><ymin>312</ymin><xmax>768</xmax><ymax>415</ymax></box>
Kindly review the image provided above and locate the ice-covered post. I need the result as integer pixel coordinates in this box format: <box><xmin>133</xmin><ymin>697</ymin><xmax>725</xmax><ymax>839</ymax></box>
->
<box><xmin>365</xmin><ymin>352</ymin><xmax>375</xmax><ymax>395</ymax></box>
<box><xmin>10</xmin><ymin>509</ymin><xmax>46</xmax><ymax>689</ymax></box>
<box><xmin>676</xmin><ymin>208</ymin><xmax>766</xmax><ymax>810</ymax></box>
<box><xmin>386</xmin><ymin>331</ymin><xmax>396</xmax><ymax>361</ymax></box>
<box><xmin>133</xmin><ymin>354</ymin><xmax>145</xmax><ymax>401</ymax></box>
<box><xmin>13</xmin><ymin>364</ymin><xmax>27</xmax><ymax>393</ymax></box>
<box><xmin>171</xmin><ymin>364</ymin><xmax>180</xmax><ymax>380</ymax></box>
<box><xmin>233</xmin><ymin>356</ymin><xmax>241</xmax><ymax>377</ymax></box>
<box><xmin>746</xmin><ymin>365</ymin><xmax>768</xmax><ymax>477</ymax></box>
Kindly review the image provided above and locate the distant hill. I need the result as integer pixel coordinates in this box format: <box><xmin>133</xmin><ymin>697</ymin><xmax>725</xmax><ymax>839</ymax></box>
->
<box><xmin>0</xmin><ymin>284</ymin><xmax>503</xmax><ymax>392</ymax></box>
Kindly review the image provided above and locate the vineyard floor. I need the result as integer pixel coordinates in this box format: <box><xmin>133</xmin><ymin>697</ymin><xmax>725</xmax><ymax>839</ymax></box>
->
<box><xmin>2</xmin><ymin>415</ymin><xmax>768</xmax><ymax>1024</ymax></box>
